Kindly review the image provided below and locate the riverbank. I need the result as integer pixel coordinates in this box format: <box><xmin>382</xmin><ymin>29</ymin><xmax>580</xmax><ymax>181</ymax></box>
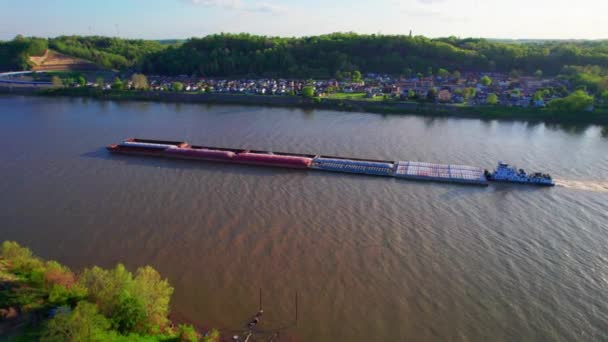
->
<box><xmin>3</xmin><ymin>86</ymin><xmax>608</xmax><ymax>124</ymax></box>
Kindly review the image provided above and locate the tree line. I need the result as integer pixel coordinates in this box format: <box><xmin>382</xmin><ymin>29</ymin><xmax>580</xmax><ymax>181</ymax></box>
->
<box><xmin>141</xmin><ymin>33</ymin><xmax>608</xmax><ymax>78</ymax></box>
<box><xmin>4</xmin><ymin>33</ymin><xmax>608</xmax><ymax>82</ymax></box>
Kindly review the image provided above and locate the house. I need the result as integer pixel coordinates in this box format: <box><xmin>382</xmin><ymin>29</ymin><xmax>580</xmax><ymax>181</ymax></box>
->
<box><xmin>438</xmin><ymin>89</ymin><xmax>452</xmax><ymax>102</ymax></box>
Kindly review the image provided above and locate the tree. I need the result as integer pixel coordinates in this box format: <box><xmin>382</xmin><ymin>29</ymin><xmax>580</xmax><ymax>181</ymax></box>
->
<box><xmin>131</xmin><ymin>73</ymin><xmax>149</xmax><ymax>90</ymax></box>
<box><xmin>486</xmin><ymin>93</ymin><xmax>498</xmax><ymax>105</ymax></box>
<box><xmin>111</xmin><ymin>290</ymin><xmax>147</xmax><ymax>333</ymax></box>
<box><xmin>548</xmin><ymin>90</ymin><xmax>594</xmax><ymax>112</ymax></box>
<box><xmin>407</xmin><ymin>89</ymin><xmax>417</xmax><ymax>100</ymax></box>
<box><xmin>437</xmin><ymin>68</ymin><xmax>449</xmax><ymax>79</ymax></box>
<box><xmin>171</xmin><ymin>81</ymin><xmax>184</xmax><ymax>92</ymax></box>
<box><xmin>534</xmin><ymin>69</ymin><xmax>543</xmax><ymax>78</ymax></box>
<box><xmin>352</xmin><ymin>70</ymin><xmax>362</xmax><ymax>83</ymax></box>
<box><xmin>133</xmin><ymin>266</ymin><xmax>173</xmax><ymax>330</ymax></box>
<box><xmin>111</xmin><ymin>77</ymin><xmax>124</xmax><ymax>90</ymax></box>
<box><xmin>601</xmin><ymin>90</ymin><xmax>608</xmax><ymax>102</ymax></box>
<box><xmin>452</xmin><ymin>70</ymin><xmax>461</xmax><ymax>80</ymax></box>
<box><xmin>51</xmin><ymin>76</ymin><xmax>63</xmax><ymax>88</ymax></box>
<box><xmin>301</xmin><ymin>86</ymin><xmax>314</xmax><ymax>98</ymax></box>
<box><xmin>480</xmin><ymin>75</ymin><xmax>492</xmax><ymax>87</ymax></box>
<box><xmin>41</xmin><ymin>302</ymin><xmax>110</xmax><ymax>342</ymax></box>
<box><xmin>426</xmin><ymin>67</ymin><xmax>433</xmax><ymax>77</ymax></box>
<box><xmin>76</xmin><ymin>75</ymin><xmax>86</xmax><ymax>87</ymax></box>
<box><xmin>463</xmin><ymin>87</ymin><xmax>476</xmax><ymax>101</ymax></box>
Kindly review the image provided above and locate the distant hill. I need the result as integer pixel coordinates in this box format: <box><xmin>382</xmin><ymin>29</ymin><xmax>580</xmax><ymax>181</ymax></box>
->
<box><xmin>3</xmin><ymin>33</ymin><xmax>608</xmax><ymax>78</ymax></box>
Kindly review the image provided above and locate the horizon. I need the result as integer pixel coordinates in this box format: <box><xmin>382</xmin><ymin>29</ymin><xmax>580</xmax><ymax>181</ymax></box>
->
<box><xmin>1</xmin><ymin>0</ymin><xmax>607</xmax><ymax>41</ymax></box>
<box><xmin>4</xmin><ymin>32</ymin><xmax>608</xmax><ymax>43</ymax></box>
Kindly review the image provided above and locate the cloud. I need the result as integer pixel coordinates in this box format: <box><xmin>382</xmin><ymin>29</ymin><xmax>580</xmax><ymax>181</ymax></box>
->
<box><xmin>182</xmin><ymin>0</ymin><xmax>287</xmax><ymax>14</ymax></box>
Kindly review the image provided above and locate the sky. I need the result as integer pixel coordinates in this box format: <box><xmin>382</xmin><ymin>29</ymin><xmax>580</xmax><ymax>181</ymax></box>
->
<box><xmin>1</xmin><ymin>0</ymin><xmax>607</xmax><ymax>40</ymax></box>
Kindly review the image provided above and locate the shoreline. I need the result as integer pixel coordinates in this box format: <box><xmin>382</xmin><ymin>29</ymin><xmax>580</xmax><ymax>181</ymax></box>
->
<box><xmin>2</xmin><ymin>86</ymin><xmax>608</xmax><ymax>125</ymax></box>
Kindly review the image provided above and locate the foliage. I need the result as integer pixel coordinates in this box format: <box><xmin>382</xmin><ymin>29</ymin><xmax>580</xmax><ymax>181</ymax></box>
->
<box><xmin>131</xmin><ymin>74</ymin><xmax>149</xmax><ymax>90</ymax></box>
<box><xmin>352</xmin><ymin>70</ymin><xmax>362</xmax><ymax>82</ymax></box>
<box><xmin>48</xmin><ymin>36</ymin><xmax>166</xmax><ymax>70</ymax></box>
<box><xmin>302</xmin><ymin>86</ymin><xmax>315</xmax><ymax>98</ymax></box>
<box><xmin>76</xmin><ymin>76</ymin><xmax>86</xmax><ymax>87</ymax></box>
<box><xmin>177</xmin><ymin>324</ymin><xmax>200</xmax><ymax>342</ymax></box>
<box><xmin>41</xmin><ymin>302</ymin><xmax>110</xmax><ymax>342</ymax></box>
<box><xmin>0</xmin><ymin>36</ymin><xmax>47</xmax><ymax>71</ymax></box>
<box><xmin>133</xmin><ymin>266</ymin><xmax>174</xmax><ymax>329</ymax></box>
<box><xmin>480</xmin><ymin>75</ymin><xmax>492</xmax><ymax>86</ymax></box>
<box><xmin>487</xmin><ymin>93</ymin><xmax>498</xmax><ymax>105</ymax></box>
<box><xmin>141</xmin><ymin>33</ymin><xmax>608</xmax><ymax>77</ymax></box>
<box><xmin>171</xmin><ymin>82</ymin><xmax>184</xmax><ymax>92</ymax></box>
<box><xmin>112</xmin><ymin>77</ymin><xmax>124</xmax><ymax>90</ymax></box>
<box><xmin>548</xmin><ymin>90</ymin><xmax>594</xmax><ymax>112</ymax></box>
<box><xmin>437</xmin><ymin>68</ymin><xmax>450</xmax><ymax>78</ymax></box>
<box><xmin>50</xmin><ymin>76</ymin><xmax>63</xmax><ymax>88</ymax></box>
<box><xmin>1</xmin><ymin>241</ymin><xmax>194</xmax><ymax>341</ymax></box>
<box><xmin>111</xmin><ymin>290</ymin><xmax>147</xmax><ymax>333</ymax></box>
<box><xmin>202</xmin><ymin>329</ymin><xmax>220</xmax><ymax>342</ymax></box>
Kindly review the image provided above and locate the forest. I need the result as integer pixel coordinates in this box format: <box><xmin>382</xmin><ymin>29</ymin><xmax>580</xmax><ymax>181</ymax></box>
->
<box><xmin>3</xmin><ymin>33</ymin><xmax>608</xmax><ymax>79</ymax></box>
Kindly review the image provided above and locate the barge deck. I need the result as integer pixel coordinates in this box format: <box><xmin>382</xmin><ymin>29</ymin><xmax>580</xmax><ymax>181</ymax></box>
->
<box><xmin>107</xmin><ymin>138</ymin><xmax>489</xmax><ymax>186</ymax></box>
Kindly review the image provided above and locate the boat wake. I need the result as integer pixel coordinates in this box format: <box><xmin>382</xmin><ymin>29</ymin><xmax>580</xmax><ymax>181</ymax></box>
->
<box><xmin>554</xmin><ymin>179</ymin><xmax>608</xmax><ymax>193</ymax></box>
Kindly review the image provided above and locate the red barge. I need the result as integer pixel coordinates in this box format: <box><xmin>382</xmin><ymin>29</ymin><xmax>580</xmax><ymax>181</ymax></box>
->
<box><xmin>107</xmin><ymin>138</ymin><xmax>315</xmax><ymax>169</ymax></box>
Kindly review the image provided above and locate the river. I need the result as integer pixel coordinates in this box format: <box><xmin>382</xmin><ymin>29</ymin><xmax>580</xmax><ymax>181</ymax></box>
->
<box><xmin>1</xmin><ymin>95</ymin><xmax>607</xmax><ymax>341</ymax></box>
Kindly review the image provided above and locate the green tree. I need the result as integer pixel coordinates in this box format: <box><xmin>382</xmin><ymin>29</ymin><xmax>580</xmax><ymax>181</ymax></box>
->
<box><xmin>480</xmin><ymin>75</ymin><xmax>492</xmax><ymax>87</ymax></box>
<box><xmin>601</xmin><ymin>90</ymin><xmax>608</xmax><ymax>102</ymax></box>
<box><xmin>171</xmin><ymin>81</ymin><xmax>184</xmax><ymax>92</ymax></box>
<box><xmin>486</xmin><ymin>93</ymin><xmax>498</xmax><ymax>105</ymax></box>
<box><xmin>111</xmin><ymin>290</ymin><xmax>147</xmax><ymax>333</ymax></box>
<box><xmin>437</xmin><ymin>68</ymin><xmax>449</xmax><ymax>79</ymax></box>
<box><xmin>41</xmin><ymin>302</ymin><xmax>110</xmax><ymax>342</ymax></box>
<box><xmin>111</xmin><ymin>77</ymin><xmax>124</xmax><ymax>90</ymax></box>
<box><xmin>133</xmin><ymin>266</ymin><xmax>174</xmax><ymax>330</ymax></box>
<box><xmin>76</xmin><ymin>75</ymin><xmax>86</xmax><ymax>87</ymax></box>
<box><xmin>352</xmin><ymin>70</ymin><xmax>362</xmax><ymax>83</ymax></box>
<box><xmin>452</xmin><ymin>70</ymin><xmax>461</xmax><ymax>80</ymax></box>
<box><xmin>548</xmin><ymin>90</ymin><xmax>594</xmax><ymax>112</ymax></box>
<box><xmin>301</xmin><ymin>86</ymin><xmax>315</xmax><ymax>98</ymax></box>
<box><xmin>463</xmin><ymin>87</ymin><xmax>476</xmax><ymax>101</ymax></box>
<box><xmin>534</xmin><ymin>69</ymin><xmax>543</xmax><ymax>78</ymax></box>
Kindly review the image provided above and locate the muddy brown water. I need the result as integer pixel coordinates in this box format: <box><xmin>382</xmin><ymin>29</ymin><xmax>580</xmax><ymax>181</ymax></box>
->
<box><xmin>1</xmin><ymin>95</ymin><xmax>607</xmax><ymax>341</ymax></box>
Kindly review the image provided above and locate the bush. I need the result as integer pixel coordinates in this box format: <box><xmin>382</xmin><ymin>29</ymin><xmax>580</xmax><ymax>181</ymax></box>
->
<box><xmin>548</xmin><ymin>90</ymin><xmax>594</xmax><ymax>112</ymax></box>
<box><xmin>177</xmin><ymin>324</ymin><xmax>200</xmax><ymax>342</ymax></box>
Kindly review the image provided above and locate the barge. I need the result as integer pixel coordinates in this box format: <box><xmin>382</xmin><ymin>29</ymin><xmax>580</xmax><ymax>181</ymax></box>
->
<box><xmin>106</xmin><ymin>138</ymin><xmax>554</xmax><ymax>187</ymax></box>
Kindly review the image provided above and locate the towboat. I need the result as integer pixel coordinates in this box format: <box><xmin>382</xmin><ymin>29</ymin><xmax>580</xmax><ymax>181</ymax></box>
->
<box><xmin>485</xmin><ymin>162</ymin><xmax>555</xmax><ymax>186</ymax></box>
